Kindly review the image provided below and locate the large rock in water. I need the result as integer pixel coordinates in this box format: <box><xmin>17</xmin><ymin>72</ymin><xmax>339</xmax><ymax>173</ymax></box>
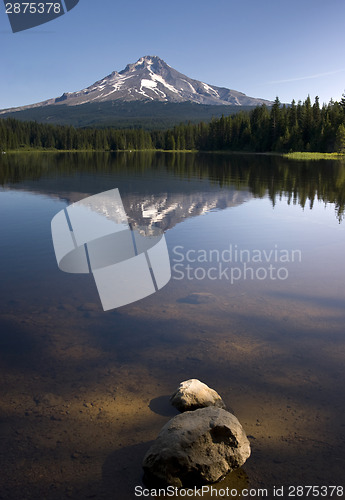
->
<box><xmin>170</xmin><ymin>379</ymin><xmax>226</xmax><ymax>412</ymax></box>
<box><xmin>143</xmin><ymin>407</ymin><xmax>251</xmax><ymax>487</ymax></box>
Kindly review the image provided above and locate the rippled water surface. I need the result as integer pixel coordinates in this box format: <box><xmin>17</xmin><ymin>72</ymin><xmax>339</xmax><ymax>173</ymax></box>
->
<box><xmin>0</xmin><ymin>152</ymin><xmax>344</xmax><ymax>499</ymax></box>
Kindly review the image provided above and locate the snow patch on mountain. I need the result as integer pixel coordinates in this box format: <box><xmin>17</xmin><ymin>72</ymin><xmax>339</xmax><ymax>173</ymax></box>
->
<box><xmin>151</xmin><ymin>73</ymin><xmax>179</xmax><ymax>94</ymax></box>
<box><xmin>202</xmin><ymin>82</ymin><xmax>220</xmax><ymax>97</ymax></box>
<box><xmin>141</xmin><ymin>79</ymin><xmax>157</xmax><ymax>89</ymax></box>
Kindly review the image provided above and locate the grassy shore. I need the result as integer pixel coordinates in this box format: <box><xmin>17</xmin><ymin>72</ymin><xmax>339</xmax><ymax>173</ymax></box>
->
<box><xmin>283</xmin><ymin>152</ymin><xmax>345</xmax><ymax>160</ymax></box>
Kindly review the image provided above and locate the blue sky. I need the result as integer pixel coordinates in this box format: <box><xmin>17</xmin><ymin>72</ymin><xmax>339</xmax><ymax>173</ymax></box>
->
<box><xmin>1</xmin><ymin>0</ymin><xmax>345</xmax><ymax>109</ymax></box>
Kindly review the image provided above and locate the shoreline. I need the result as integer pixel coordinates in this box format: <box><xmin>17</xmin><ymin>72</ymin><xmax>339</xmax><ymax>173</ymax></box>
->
<box><xmin>2</xmin><ymin>149</ymin><xmax>345</xmax><ymax>160</ymax></box>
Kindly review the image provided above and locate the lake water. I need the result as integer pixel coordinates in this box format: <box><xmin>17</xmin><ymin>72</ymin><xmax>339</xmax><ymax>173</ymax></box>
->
<box><xmin>0</xmin><ymin>152</ymin><xmax>344</xmax><ymax>499</ymax></box>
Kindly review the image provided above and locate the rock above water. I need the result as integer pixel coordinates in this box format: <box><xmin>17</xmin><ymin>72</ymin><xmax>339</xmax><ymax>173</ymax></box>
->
<box><xmin>143</xmin><ymin>407</ymin><xmax>251</xmax><ymax>487</ymax></box>
<box><xmin>170</xmin><ymin>379</ymin><xmax>226</xmax><ymax>412</ymax></box>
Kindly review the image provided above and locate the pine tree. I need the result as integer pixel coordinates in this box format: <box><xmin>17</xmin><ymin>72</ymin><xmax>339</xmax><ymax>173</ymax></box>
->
<box><xmin>340</xmin><ymin>92</ymin><xmax>345</xmax><ymax>112</ymax></box>
<box><xmin>270</xmin><ymin>97</ymin><xmax>282</xmax><ymax>148</ymax></box>
<box><xmin>335</xmin><ymin>124</ymin><xmax>345</xmax><ymax>153</ymax></box>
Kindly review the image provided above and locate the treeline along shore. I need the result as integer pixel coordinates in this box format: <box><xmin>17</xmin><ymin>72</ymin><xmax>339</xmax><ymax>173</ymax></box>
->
<box><xmin>1</xmin><ymin>96</ymin><xmax>345</xmax><ymax>153</ymax></box>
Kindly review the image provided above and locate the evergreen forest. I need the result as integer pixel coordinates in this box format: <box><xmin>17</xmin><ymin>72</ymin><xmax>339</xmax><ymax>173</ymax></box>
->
<box><xmin>1</xmin><ymin>96</ymin><xmax>345</xmax><ymax>153</ymax></box>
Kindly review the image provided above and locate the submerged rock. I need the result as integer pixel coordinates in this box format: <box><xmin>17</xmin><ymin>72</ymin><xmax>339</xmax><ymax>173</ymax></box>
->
<box><xmin>33</xmin><ymin>393</ymin><xmax>63</xmax><ymax>407</ymax></box>
<box><xmin>170</xmin><ymin>379</ymin><xmax>226</xmax><ymax>412</ymax></box>
<box><xmin>143</xmin><ymin>407</ymin><xmax>250</xmax><ymax>487</ymax></box>
<box><xmin>178</xmin><ymin>292</ymin><xmax>216</xmax><ymax>304</ymax></box>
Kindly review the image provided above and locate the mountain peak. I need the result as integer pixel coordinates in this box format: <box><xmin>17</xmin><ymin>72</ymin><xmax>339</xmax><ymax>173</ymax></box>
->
<box><xmin>0</xmin><ymin>56</ymin><xmax>272</xmax><ymax>114</ymax></box>
<box><xmin>120</xmin><ymin>55</ymin><xmax>169</xmax><ymax>75</ymax></box>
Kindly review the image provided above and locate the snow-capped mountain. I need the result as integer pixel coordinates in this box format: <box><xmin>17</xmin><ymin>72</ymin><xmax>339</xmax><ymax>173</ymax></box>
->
<box><xmin>0</xmin><ymin>56</ymin><xmax>271</xmax><ymax>113</ymax></box>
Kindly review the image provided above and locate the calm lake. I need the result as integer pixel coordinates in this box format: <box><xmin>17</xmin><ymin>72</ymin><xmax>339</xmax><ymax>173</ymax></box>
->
<box><xmin>0</xmin><ymin>152</ymin><xmax>344</xmax><ymax>499</ymax></box>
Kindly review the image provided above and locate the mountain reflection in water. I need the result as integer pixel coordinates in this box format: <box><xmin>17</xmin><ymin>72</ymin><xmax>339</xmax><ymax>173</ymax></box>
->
<box><xmin>1</xmin><ymin>151</ymin><xmax>345</xmax><ymax>225</ymax></box>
